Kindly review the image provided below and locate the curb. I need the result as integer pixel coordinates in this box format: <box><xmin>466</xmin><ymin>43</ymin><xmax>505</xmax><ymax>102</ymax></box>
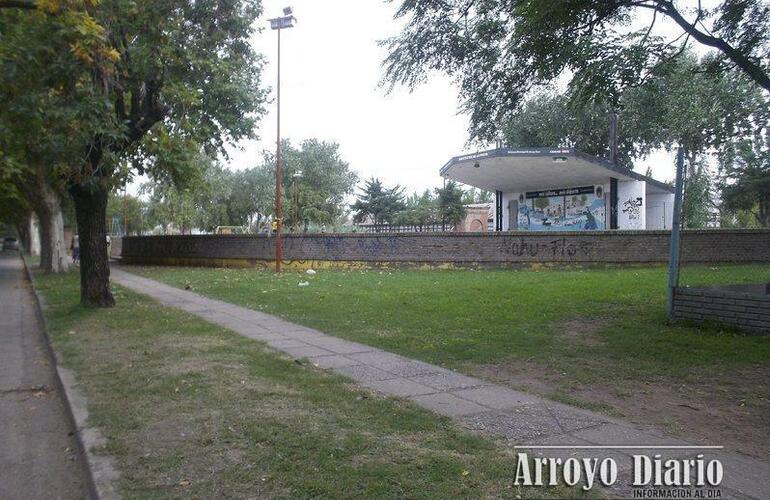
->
<box><xmin>20</xmin><ymin>253</ymin><xmax>121</xmax><ymax>500</ymax></box>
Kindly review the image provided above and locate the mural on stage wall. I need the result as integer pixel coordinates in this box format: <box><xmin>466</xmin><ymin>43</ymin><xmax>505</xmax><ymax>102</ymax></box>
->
<box><xmin>518</xmin><ymin>186</ymin><xmax>605</xmax><ymax>231</ymax></box>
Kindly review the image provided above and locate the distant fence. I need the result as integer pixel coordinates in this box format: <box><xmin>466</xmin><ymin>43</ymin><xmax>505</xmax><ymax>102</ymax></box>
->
<box><xmin>356</xmin><ymin>223</ymin><xmax>453</xmax><ymax>233</ymax></box>
<box><xmin>119</xmin><ymin>229</ymin><xmax>770</xmax><ymax>268</ymax></box>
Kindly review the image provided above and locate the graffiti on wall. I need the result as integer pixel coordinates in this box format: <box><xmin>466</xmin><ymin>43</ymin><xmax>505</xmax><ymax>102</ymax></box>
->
<box><xmin>507</xmin><ymin>237</ymin><xmax>595</xmax><ymax>259</ymax></box>
<box><xmin>622</xmin><ymin>198</ymin><xmax>642</xmax><ymax>219</ymax></box>
<box><xmin>622</xmin><ymin>197</ymin><xmax>643</xmax><ymax>229</ymax></box>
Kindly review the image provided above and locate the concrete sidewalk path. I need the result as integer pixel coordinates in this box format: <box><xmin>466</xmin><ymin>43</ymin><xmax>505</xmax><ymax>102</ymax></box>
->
<box><xmin>0</xmin><ymin>252</ymin><xmax>87</xmax><ymax>500</ymax></box>
<box><xmin>112</xmin><ymin>266</ymin><xmax>770</xmax><ymax>499</ymax></box>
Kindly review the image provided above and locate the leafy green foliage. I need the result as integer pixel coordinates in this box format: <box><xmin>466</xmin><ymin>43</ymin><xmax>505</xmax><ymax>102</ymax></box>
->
<box><xmin>106</xmin><ymin>193</ymin><xmax>146</xmax><ymax>235</ymax></box>
<box><xmin>681</xmin><ymin>160</ymin><xmax>714</xmax><ymax>229</ymax></box>
<box><xmin>2</xmin><ymin>0</ymin><xmax>269</xmax><ymax>304</ymax></box>
<box><xmin>351</xmin><ymin>178</ymin><xmax>406</xmax><ymax>228</ymax></box>
<box><xmin>265</xmin><ymin>139</ymin><xmax>359</xmax><ymax>230</ymax></box>
<box><xmin>383</xmin><ymin>0</ymin><xmax>770</xmax><ymax>141</ymax></box>
<box><xmin>499</xmin><ymin>51</ymin><xmax>768</xmax><ymax>228</ymax></box>
<box><xmin>435</xmin><ymin>181</ymin><xmax>466</xmax><ymax>228</ymax></box>
<box><xmin>396</xmin><ymin>190</ymin><xmax>439</xmax><ymax>229</ymax></box>
<box><xmin>0</xmin><ymin>173</ymin><xmax>32</xmax><ymax>229</ymax></box>
<box><xmin>141</xmin><ymin>139</ymin><xmax>359</xmax><ymax>234</ymax></box>
<box><xmin>394</xmin><ymin>186</ymin><xmax>490</xmax><ymax>230</ymax></box>
<box><xmin>503</xmin><ymin>92</ymin><xmax>640</xmax><ymax>165</ymax></box>
<box><xmin>720</xmin><ymin>131</ymin><xmax>770</xmax><ymax>227</ymax></box>
<box><xmin>503</xmin><ymin>52</ymin><xmax>762</xmax><ymax>164</ymax></box>
<box><xmin>461</xmin><ymin>187</ymin><xmax>493</xmax><ymax>204</ymax></box>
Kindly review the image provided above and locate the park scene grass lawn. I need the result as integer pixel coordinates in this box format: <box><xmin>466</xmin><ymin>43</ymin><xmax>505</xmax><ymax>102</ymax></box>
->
<box><xmin>129</xmin><ymin>263</ymin><xmax>770</xmax><ymax>460</ymax></box>
<box><xmin>33</xmin><ymin>267</ymin><xmax>585</xmax><ymax>499</ymax></box>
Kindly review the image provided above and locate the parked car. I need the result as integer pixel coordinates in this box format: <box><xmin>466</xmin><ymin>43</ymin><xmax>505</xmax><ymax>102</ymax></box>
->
<box><xmin>2</xmin><ymin>237</ymin><xmax>18</xmax><ymax>251</ymax></box>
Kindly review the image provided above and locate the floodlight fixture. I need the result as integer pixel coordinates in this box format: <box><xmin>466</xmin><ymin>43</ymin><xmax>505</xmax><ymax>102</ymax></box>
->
<box><xmin>269</xmin><ymin>6</ymin><xmax>296</xmax><ymax>30</ymax></box>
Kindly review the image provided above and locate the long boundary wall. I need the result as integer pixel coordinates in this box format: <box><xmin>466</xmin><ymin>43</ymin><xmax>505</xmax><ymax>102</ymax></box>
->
<box><xmin>120</xmin><ymin>230</ymin><xmax>770</xmax><ymax>268</ymax></box>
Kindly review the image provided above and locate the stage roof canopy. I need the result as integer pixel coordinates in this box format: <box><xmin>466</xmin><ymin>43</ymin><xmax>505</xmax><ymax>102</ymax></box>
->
<box><xmin>440</xmin><ymin>148</ymin><xmax>674</xmax><ymax>194</ymax></box>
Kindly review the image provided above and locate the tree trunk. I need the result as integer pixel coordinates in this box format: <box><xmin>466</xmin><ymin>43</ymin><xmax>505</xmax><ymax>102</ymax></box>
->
<box><xmin>37</xmin><ymin>207</ymin><xmax>52</xmax><ymax>271</ymax></box>
<box><xmin>49</xmin><ymin>197</ymin><xmax>68</xmax><ymax>272</ymax></box>
<box><xmin>15</xmin><ymin>221</ymin><xmax>30</xmax><ymax>253</ymax></box>
<box><xmin>36</xmin><ymin>180</ymin><xmax>69</xmax><ymax>273</ymax></box>
<box><xmin>69</xmin><ymin>181</ymin><xmax>114</xmax><ymax>307</ymax></box>
<box><xmin>758</xmin><ymin>199</ymin><xmax>768</xmax><ymax>228</ymax></box>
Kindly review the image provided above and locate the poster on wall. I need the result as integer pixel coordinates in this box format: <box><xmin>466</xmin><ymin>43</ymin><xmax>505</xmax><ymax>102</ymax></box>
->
<box><xmin>518</xmin><ymin>186</ymin><xmax>605</xmax><ymax>231</ymax></box>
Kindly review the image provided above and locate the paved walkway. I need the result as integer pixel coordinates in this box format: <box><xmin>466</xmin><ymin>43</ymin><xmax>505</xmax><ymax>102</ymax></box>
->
<box><xmin>112</xmin><ymin>266</ymin><xmax>770</xmax><ymax>499</ymax></box>
<box><xmin>0</xmin><ymin>252</ymin><xmax>87</xmax><ymax>500</ymax></box>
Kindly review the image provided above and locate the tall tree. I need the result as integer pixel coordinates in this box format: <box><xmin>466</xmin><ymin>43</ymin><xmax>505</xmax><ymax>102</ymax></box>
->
<box><xmin>351</xmin><ymin>178</ymin><xmax>406</xmax><ymax>230</ymax></box>
<box><xmin>461</xmin><ymin>187</ymin><xmax>493</xmax><ymax>204</ymax></box>
<box><xmin>503</xmin><ymin>92</ymin><xmax>641</xmax><ymax>166</ymax></box>
<box><xmin>2</xmin><ymin>0</ymin><xmax>266</xmax><ymax>305</ymax></box>
<box><xmin>142</xmin><ymin>183</ymin><xmax>199</xmax><ymax>235</ymax></box>
<box><xmin>720</xmin><ymin>130</ymin><xmax>770</xmax><ymax>227</ymax></box>
<box><xmin>0</xmin><ymin>9</ymin><xmax>88</xmax><ymax>273</ymax></box>
<box><xmin>397</xmin><ymin>190</ymin><xmax>439</xmax><ymax>230</ymax></box>
<box><xmin>383</xmin><ymin>0</ymin><xmax>770</xmax><ymax>142</ymax></box>
<box><xmin>681</xmin><ymin>159</ymin><xmax>714</xmax><ymax>228</ymax></box>
<box><xmin>106</xmin><ymin>192</ymin><xmax>146</xmax><ymax>235</ymax></box>
<box><xmin>435</xmin><ymin>181</ymin><xmax>467</xmax><ymax>230</ymax></box>
<box><xmin>264</xmin><ymin>139</ymin><xmax>359</xmax><ymax>230</ymax></box>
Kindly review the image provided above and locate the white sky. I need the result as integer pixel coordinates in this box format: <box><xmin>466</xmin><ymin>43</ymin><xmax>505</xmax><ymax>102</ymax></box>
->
<box><xmin>226</xmin><ymin>0</ymin><xmax>470</xmax><ymax>194</ymax></box>
<box><xmin>131</xmin><ymin>0</ymin><xmax>713</xmax><ymax>197</ymax></box>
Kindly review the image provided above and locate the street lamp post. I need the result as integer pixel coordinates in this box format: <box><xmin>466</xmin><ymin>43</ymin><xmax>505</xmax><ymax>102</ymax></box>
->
<box><xmin>269</xmin><ymin>7</ymin><xmax>296</xmax><ymax>273</ymax></box>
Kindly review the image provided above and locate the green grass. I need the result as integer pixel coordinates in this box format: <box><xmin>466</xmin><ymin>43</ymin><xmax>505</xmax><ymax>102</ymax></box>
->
<box><xmin>129</xmin><ymin>264</ymin><xmax>770</xmax><ymax>384</ymax></box>
<box><xmin>34</xmin><ymin>268</ymin><xmax>579</xmax><ymax>499</ymax></box>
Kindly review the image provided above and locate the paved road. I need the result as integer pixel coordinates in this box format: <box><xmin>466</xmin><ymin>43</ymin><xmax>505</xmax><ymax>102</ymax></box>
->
<box><xmin>113</xmin><ymin>265</ymin><xmax>770</xmax><ymax>499</ymax></box>
<box><xmin>0</xmin><ymin>252</ymin><xmax>87</xmax><ymax>500</ymax></box>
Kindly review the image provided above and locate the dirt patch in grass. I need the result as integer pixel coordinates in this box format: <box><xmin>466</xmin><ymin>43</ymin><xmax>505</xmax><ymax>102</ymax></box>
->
<box><xmin>559</xmin><ymin>317</ymin><xmax>607</xmax><ymax>346</ymax></box>
<box><xmin>473</xmin><ymin>361</ymin><xmax>770</xmax><ymax>459</ymax></box>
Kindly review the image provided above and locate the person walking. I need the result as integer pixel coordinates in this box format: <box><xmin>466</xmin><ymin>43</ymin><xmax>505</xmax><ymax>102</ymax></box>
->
<box><xmin>70</xmin><ymin>234</ymin><xmax>79</xmax><ymax>264</ymax></box>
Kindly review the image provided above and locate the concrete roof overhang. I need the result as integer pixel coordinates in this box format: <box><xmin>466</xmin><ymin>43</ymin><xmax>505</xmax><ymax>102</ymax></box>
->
<box><xmin>440</xmin><ymin>148</ymin><xmax>674</xmax><ymax>194</ymax></box>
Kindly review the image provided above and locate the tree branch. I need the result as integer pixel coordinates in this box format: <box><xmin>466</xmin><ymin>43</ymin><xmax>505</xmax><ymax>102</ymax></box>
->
<box><xmin>632</xmin><ymin>0</ymin><xmax>770</xmax><ymax>91</ymax></box>
<box><xmin>0</xmin><ymin>0</ymin><xmax>36</xmax><ymax>9</ymax></box>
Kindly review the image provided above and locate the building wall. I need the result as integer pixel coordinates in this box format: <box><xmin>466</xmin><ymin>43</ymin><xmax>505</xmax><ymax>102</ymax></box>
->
<box><xmin>121</xmin><ymin>229</ymin><xmax>770</xmax><ymax>268</ymax></box>
<box><xmin>646</xmin><ymin>192</ymin><xmax>675</xmax><ymax>230</ymax></box>
<box><xmin>497</xmin><ymin>182</ymin><xmax>610</xmax><ymax>231</ymax></box>
<box><xmin>617</xmin><ymin>180</ymin><xmax>646</xmax><ymax>230</ymax></box>
<box><xmin>457</xmin><ymin>205</ymin><xmax>491</xmax><ymax>232</ymax></box>
<box><xmin>672</xmin><ymin>286</ymin><xmax>770</xmax><ymax>333</ymax></box>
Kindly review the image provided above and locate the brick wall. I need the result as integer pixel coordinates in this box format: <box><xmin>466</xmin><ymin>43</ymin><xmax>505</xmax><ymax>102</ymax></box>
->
<box><xmin>672</xmin><ymin>286</ymin><xmax>770</xmax><ymax>333</ymax></box>
<box><xmin>120</xmin><ymin>229</ymin><xmax>770</xmax><ymax>267</ymax></box>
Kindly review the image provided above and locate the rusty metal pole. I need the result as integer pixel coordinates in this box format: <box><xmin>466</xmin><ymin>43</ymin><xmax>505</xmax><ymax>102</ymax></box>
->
<box><xmin>274</xmin><ymin>26</ymin><xmax>283</xmax><ymax>273</ymax></box>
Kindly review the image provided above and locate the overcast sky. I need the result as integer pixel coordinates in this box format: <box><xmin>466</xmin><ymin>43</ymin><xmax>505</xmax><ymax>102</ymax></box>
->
<box><xmin>225</xmin><ymin>0</ymin><xmax>469</xmax><ymax>195</ymax></box>
<box><xmin>133</xmin><ymin>0</ymin><xmax>701</xmax><ymax>196</ymax></box>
